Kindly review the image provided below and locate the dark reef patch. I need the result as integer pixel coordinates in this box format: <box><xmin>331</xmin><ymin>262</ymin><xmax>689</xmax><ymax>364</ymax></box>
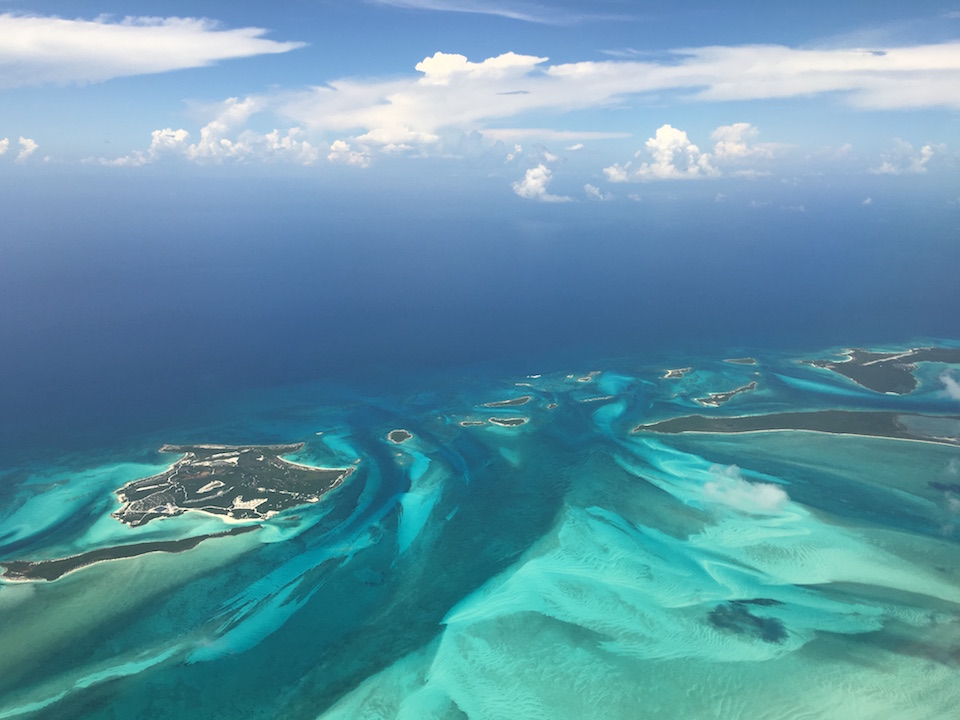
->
<box><xmin>708</xmin><ymin>601</ymin><xmax>787</xmax><ymax>644</ymax></box>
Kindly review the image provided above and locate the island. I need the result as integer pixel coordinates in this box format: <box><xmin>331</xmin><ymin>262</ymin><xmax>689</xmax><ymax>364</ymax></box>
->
<box><xmin>482</xmin><ymin>395</ymin><xmax>532</xmax><ymax>408</ymax></box>
<box><xmin>694</xmin><ymin>381</ymin><xmax>757</xmax><ymax>408</ymax></box>
<box><xmin>801</xmin><ymin>347</ymin><xmax>960</xmax><ymax>394</ymax></box>
<box><xmin>113</xmin><ymin>444</ymin><xmax>355</xmax><ymax>527</ymax></box>
<box><xmin>1</xmin><ymin>526</ymin><xmax>260</xmax><ymax>583</ymax></box>
<box><xmin>724</xmin><ymin>357</ymin><xmax>757</xmax><ymax>366</ymax></box>
<box><xmin>488</xmin><ymin>417</ymin><xmax>529</xmax><ymax>427</ymax></box>
<box><xmin>388</xmin><ymin>429</ymin><xmax>413</xmax><ymax>444</ymax></box>
<box><xmin>632</xmin><ymin>410</ymin><xmax>960</xmax><ymax>446</ymax></box>
<box><xmin>663</xmin><ymin>367</ymin><xmax>692</xmax><ymax>380</ymax></box>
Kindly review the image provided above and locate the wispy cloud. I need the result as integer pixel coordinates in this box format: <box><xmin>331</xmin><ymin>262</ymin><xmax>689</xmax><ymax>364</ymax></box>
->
<box><xmin>0</xmin><ymin>137</ymin><xmax>8</xmax><ymax>156</ymax></box>
<box><xmin>869</xmin><ymin>138</ymin><xmax>940</xmax><ymax>175</ymax></box>
<box><xmin>368</xmin><ymin>0</ymin><xmax>622</xmax><ymax>25</ymax></box>
<box><xmin>0</xmin><ymin>14</ymin><xmax>303</xmax><ymax>88</ymax></box>
<box><xmin>274</xmin><ymin>43</ymin><xmax>960</xmax><ymax>149</ymax></box>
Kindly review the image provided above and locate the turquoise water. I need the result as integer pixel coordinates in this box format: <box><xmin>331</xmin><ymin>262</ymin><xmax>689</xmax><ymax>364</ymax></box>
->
<box><xmin>2</xmin><ymin>343</ymin><xmax>960</xmax><ymax>719</ymax></box>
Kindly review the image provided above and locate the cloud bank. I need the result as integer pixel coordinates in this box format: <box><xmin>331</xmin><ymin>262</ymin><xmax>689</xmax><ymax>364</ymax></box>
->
<box><xmin>604</xmin><ymin>123</ymin><xmax>780</xmax><ymax>182</ymax></box>
<box><xmin>101</xmin><ymin>41</ymin><xmax>957</xmax><ymax>169</ymax></box>
<box><xmin>0</xmin><ymin>14</ymin><xmax>303</xmax><ymax>88</ymax></box>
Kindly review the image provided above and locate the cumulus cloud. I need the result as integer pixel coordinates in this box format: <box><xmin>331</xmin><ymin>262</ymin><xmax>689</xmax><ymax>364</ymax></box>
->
<box><xmin>711</xmin><ymin>122</ymin><xmax>780</xmax><ymax>161</ymax></box>
<box><xmin>505</xmin><ymin>143</ymin><xmax>523</xmax><ymax>162</ymax></box>
<box><xmin>327</xmin><ymin>139</ymin><xmax>370</xmax><ymax>167</ymax></box>
<box><xmin>15</xmin><ymin>136</ymin><xmax>38</xmax><ymax>162</ymax></box>
<box><xmin>0</xmin><ymin>14</ymin><xmax>303</xmax><ymax>88</ymax></box>
<box><xmin>870</xmin><ymin>139</ymin><xmax>939</xmax><ymax>175</ymax></box>
<box><xmin>702</xmin><ymin>465</ymin><xmax>790</xmax><ymax>515</ymax></box>
<box><xmin>0</xmin><ymin>137</ymin><xmax>8</xmax><ymax>155</ymax></box>
<box><xmin>99</xmin><ymin>96</ymin><xmax>322</xmax><ymax>167</ymax></box>
<box><xmin>941</xmin><ymin>371</ymin><xmax>960</xmax><ymax>400</ymax></box>
<box><xmin>566</xmin><ymin>143</ymin><xmax>584</xmax><ymax>151</ymax></box>
<box><xmin>512</xmin><ymin>163</ymin><xmax>571</xmax><ymax>202</ymax></box>
<box><xmin>604</xmin><ymin>122</ymin><xmax>787</xmax><ymax>182</ymax></box>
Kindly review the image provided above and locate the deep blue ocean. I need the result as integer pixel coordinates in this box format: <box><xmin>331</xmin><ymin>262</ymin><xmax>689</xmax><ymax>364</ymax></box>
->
<box><xmin>2</xmin><ymin>170</ymin><xmax>957</xmax><ymax>462</ymax></box>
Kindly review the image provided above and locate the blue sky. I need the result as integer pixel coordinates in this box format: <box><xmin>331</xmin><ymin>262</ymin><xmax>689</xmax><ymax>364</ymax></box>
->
<box><xmin>0</xmin><ymin>1</ymin><xmax>958</xmax><ymax>203</ymax></box>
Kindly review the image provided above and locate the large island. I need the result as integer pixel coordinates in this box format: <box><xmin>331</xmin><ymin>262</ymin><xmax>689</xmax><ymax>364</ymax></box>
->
<box><xmin>114</xmin><ymin>443</ymin><xmax>355</xmax><ymax>527</ymax></box>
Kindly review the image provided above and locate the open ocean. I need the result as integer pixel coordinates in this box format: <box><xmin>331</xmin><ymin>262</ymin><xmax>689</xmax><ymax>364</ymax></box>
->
<box><xmin>1</xmin><ymin>173</ymin><xmax>959</xmax><ymax>718</ymax></box>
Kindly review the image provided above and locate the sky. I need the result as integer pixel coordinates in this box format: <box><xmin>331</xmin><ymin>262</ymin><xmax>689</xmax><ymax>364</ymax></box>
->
<box><xmin>0</xmin><ymin>0</ymin><xmax>958</xmax><ymax>203</ymax></box>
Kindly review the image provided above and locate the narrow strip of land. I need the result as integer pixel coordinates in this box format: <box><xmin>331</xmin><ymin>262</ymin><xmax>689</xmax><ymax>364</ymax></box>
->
<box><xmin>1</xmin><ymin>525</ymin><xmax>260</xmax><ymax>582</ymax></box>
<box><xmin>633</xmin><ymin>410</ymin><xmax>960</xmax><ymax>446</ymax></box>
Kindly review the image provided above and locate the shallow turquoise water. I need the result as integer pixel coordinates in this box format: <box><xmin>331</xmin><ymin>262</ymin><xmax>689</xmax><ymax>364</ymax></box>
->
<box><xmin>2</xmin><ymin>343</ymin><xmax>960</xmax><ymax>719</ymax></box>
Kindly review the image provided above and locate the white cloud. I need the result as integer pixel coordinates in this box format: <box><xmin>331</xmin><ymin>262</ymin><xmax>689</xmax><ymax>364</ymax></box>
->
<box><xmin>512</xmin><ymin>163</ymin><xmax>571</xmax><ymax>202</ymax></box>
<box><xmin>710</xmin><ymin>122</ymin><xmax>779</xmax><ymax>161</ymax></box>
<box><xmin>269</xmin><ymin>43</ymin><xmax>959</xmax><ymax>165</ymax></box>
<box><xmin>98</xmin><ymin>39</ymin><xmax>958</xmax><ymax>170</ymax></box>
<box><xmin>869</xmin><ymin>139</ymin><xmax>939</xmax><ymax>175</ymax></box>
<box><xmin>0</xmin><ymin>14</ymin><xmax>303</xmax><ymax>88</ymax></box>
<box><xmin>941</xmin><ymin>371</ymin><xmax>960</xmax><ymax>401</ymax></box>
<box><xmin>327</xmin><ymin>139</ymin><xmax>370</xmax><ymax>168</ymax></box>
<box><xmin>15</xmin><ymin>136</ymin><xmax>37</xmax><ymax>162</ymax></box>
<box><xmin>862</xmin><ymin>197</ymin><xmax>872</xmax><ymax>205</ymax></box>
<box><xmin>101</xmin><ymin>104</ymin><xmax>320</xmax><ymax>167</ymax></box>
<box><xmin>415</xmin><ymin>50</ymin><xmax>547</xmax><ymax>86</ymax></box>
<box><xmin>0</xmin><ymin>137</ymin><xmax>8</xmax><ymax>155</ymax></box>
<box><xmin>565</xmin><ymin>143</ymin><xmax>584</xmax><ymax>151</ymax></box>
<box><xmin>584</xmin><ymin>183</ymin><xmax>611</xmax><ymax>201</ymax></box>
<box><xmin>604</xmin><ymin>124</ymin><xmax>717</xmax><ymax>182</ymax></box>
<box><xmin>703</xmin><ymin>465</ymin><xmax>790</xmax><ymax>515</ymax></box>
<box><xmin>505</xmin><ymin>144</ymin><xmax>523</xmax><ymax>162</ymax></box>
<box><xmin>604</xmin><ymin>122</ymin><xmax>788</xmax><ymax>182</ymax></box>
